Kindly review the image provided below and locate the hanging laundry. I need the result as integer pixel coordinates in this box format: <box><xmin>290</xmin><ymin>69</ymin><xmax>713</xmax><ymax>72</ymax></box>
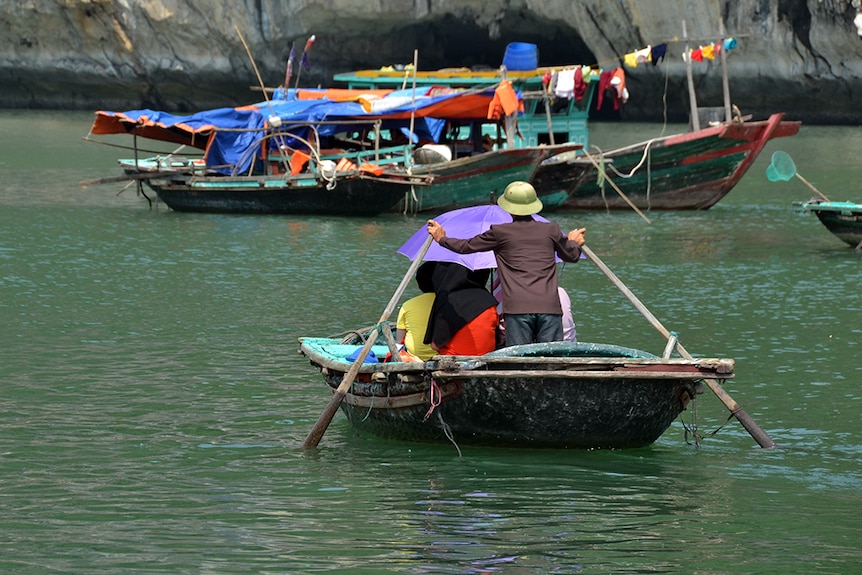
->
<box><xmin>690</xmin><ymin>48</ymin><xmax>704</xmax><ymax>62</ymax></box>
<box><xmin>723</xmin><ymin>37</ymin><xmax>738</xmax><ymax>50</ymax></box>
<box><xmin>597</xmin><ymin>68</ymin><xmax>628</xmax><ymax>111</ymax></box>
<box><xmin>487</xmin><ymin>80</ymin><xmax>522</xmax><ymax>120</ymax></box>
<box><xmin>611</xmin><ymin>67</ymin><xmax>629</xmax><ymax>106</ymax></box>
<box><xmin>554</xmin><ymin>68</ymin><xmax>577</xmax><ymax>99</ymax></box>
<box><xmin>573</xmin><ymin>67</ymin><xmax>586</xmax><ymax>102</ymax></box>
<box><xmin>635</xmin><ymin>45</ymin><xmax>652</xmax><ymax>64</ymax></box>
<box><xmin>624</xmin><ymin>45</ymin><xmax>652</xmax><ymax>68</ymax></box>
<box><xmin>650</xmin><ymin>43</ymin><xmax>668</xmax><ymax>65</ymax></box>
<box><xmin>702</xmin><ymin>44</ymin><xmax>716</xmax><ymax>60</ymax></box>
<box><xmin>595</xmin><ymin>69</ymin><xmax>613</xmax><ymax>110</ymax></box>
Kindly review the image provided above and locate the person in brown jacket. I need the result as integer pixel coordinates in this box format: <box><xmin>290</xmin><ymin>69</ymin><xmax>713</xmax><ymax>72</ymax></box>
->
<box><xmin>426</xmin><ymin>181</ymin><xmax>586</xmax><ymax>346</ymax></box>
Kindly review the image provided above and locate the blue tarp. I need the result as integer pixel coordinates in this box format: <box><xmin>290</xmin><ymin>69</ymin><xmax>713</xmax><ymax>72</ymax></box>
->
<box><xmin>92</xmin><ymin>86</ymin><xmax>517</xmax><ymax>175</ymax></box>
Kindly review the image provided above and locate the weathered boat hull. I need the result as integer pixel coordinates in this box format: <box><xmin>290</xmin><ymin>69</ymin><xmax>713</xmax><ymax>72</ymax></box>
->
<box><xmin>530</xmin><ymin>153</ymin><xmax>593</xmax><ymax>211</ymax></box>
<box><xmin>339</xmin><ymin>372</ymin><xmax>699</xmax><ymax>449</ymax></box>
<box><xmin>299</xmin><ymin>339</ymin><xmax>735</xmax><ymax>449</ymax></box>
<box><xmin>135</xmin><ymin>146</ymin><xmax>572</xmax><ymax>216</ymax></box>
<box><xmin>797</xmin><ymin>200</ymin><xmax>862</xmax><ymax>248</ymax></box>
<box><xmin>562</xmin><ymin>114</ymin><xmax>801</xmax><ymax>210</ymax></box>
<box><xmin>395</xmin><ymin>146</ymin><xmax>562</xmax><ymax>213</ymax></box>
<box><xmin>141</xmin><ymin>173</ymin><xmax>410</xmax><ymax>216</ymax></box>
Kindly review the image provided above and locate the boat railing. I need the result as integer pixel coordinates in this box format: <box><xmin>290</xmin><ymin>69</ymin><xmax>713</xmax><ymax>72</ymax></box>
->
<box><xmin>437</xmin><ymin>355</ymin><xmax>734</xmax><ymax>371</ymax></box>
<box><xmin>227</xmin><ymin>118</ymin><xmax>418</xmax><ymax>180</ymax></box>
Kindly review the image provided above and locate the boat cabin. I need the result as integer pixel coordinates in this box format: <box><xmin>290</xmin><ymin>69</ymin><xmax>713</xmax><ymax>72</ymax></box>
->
<box><xmin>333</xmin><ymin>65</ymin><xmax>598</xmax><ymax>151</ymax></box>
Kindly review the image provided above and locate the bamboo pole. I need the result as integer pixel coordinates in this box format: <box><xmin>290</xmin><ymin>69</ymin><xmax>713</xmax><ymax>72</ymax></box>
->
<box><xmin>235</xmin><ymin>25</ymin><xmax>291</xmax><ymax>175</ymax></box>
<box><xmin>303</xmin><ymin>236</ymin><xmax>434</xmax><ymax>449</ymax></box>
<box><xmin>795</xmin><ymin>173</ymin><xmax>831</xmax><ymax>202</ymax></box>
<box><xmin>581</xmin><ymin>244</ymin><xmax>776</xmax><ymax>449</ymax></box>
<box><xmin>719</xmin><ymin>20</ymin><xmax>732</xmax><ymax>122</ymax></box>
<box><xmin>683</xmin><ymin>20</ymin><xmax>700</xmax><ymax>131</ymax></box>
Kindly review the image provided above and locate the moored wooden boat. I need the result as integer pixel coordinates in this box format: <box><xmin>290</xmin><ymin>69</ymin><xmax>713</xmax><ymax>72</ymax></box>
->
<box><xmin>336</xmin><ymin>65</ymin><xmax>594</xmax><ymax>209</ymax></box>
<box><xmin>85</xmin><ymin>86</ymin><xmax>574</xmax><ymax>215</ymax></box>
<box><xmin>795</xmin><ymin>199</ymin><xmax>862</xmax><ymax>248</ymax></box>
<box><xmin>565</xmin><ymin>113</ymin><xmax>801</xmax><ymax>210</ymax></box>
<box><xmin>298</xmin><ymin>337</ymin><xmax>734</xmax><ymax>449</ymax></box>
<box><xmin>131</xmin><ymin>168</ymin><xmax>418</xmax><ymax>216</ymax></box>
<box><xmin>336</xmin><ymin>42</ymin><xmax>801</xmax><ymax>212</ymax></box>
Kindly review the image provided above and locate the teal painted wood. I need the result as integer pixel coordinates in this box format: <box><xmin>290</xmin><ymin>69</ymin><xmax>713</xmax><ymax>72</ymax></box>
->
<box><xmin>335</xmin><ymin>67</ymin><xmax>597</xmax><ymax>153</ymax></box>
<box><xmin>396</xmin><ymin>147</ymin><xmax>546</xmax><ymax>213</ymax></box>
<box><xmin>796</xmin><ymin>200</ymin><xmax>862</xmax><ymax>247</ymax></box>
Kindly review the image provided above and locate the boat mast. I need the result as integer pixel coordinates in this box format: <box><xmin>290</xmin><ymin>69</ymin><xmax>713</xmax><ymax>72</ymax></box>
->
<box><xmin>500</xmin><ymin>66</ymin><xmax>516</xmax><ymax>149</ymax></box>
<box><xmin>719</xmin><ymin>20</ymin><xmax>732</xmax><ymax>122</ymax></box>
<box><xmin>407</xmin><ymin>49</ymin><xmax>418</xmax><ymax>167</ymax></box>
<box><xmin>683</xmin><ymin>20</ymin><xmax>700</xmax><ymax>131</ymax></box>
<box><xmin>685</xmin><ymin>19</ymin><xmax>735</xmax><ymax>128</ymax></box>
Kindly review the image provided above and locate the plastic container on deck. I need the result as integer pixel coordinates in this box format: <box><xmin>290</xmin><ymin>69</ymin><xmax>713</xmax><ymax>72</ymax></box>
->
<box><xmin>503</xmin><ymin>42</ymin><xmax>539</xmax><ymax>71</ymax></box>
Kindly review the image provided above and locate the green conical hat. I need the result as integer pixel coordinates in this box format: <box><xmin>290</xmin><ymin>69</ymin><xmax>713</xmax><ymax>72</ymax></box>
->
<box><xmin>498</xmin><ymin>181</ymin><xmax>543</xmax><ymax>216</ymax></box>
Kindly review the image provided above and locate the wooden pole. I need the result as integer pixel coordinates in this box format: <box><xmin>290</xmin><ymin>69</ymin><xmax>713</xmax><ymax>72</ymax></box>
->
<box><xmin>719</xmin><ymin>20</ymin><xmax>732</xmax><ymax>122</ymax></box>
<box><xmin>407</xmin><ymin>49</ymin><xmax>419</xmax><ymax>166</ymax></box>
<box><xmin>683</xmin><ymin>20</ymin><xmax>700</xmax><ymax>131</ymax></box>
<box><xmin>795</xmin><ymin>173</ymin><xmax>831</xmax><ymax>202</ymax></box>
<box><xmin>500</xmin><ymin>66</ymin><xmax>516</xmax><ymax>149</ymax></box>
<box><xmin>544</xmin><ymin>92</ymin><xmax>556</xmax><ymax>145</ymax></box>
<box><xmin>581</xmin><ymin>244</ymin><xmax>776</xmax><ymax>449</ymax></box>
<box><xmin>235</xmin><ymin>25</ymin><xmax>291</xmax><ymax>175</ymax></box>
<box><xmin>302</xmin><ymin>235</ymin><xmax>434</xmax><ymax>449</ymax></box>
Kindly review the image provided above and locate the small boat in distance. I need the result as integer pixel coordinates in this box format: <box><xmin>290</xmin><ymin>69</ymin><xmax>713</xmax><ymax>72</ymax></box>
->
<box><xmin>795</xmin><ymin>200</ymin><xmax>862</xmax><ymax>249</ymax></box>
<box><xmin>764</xmin><ymin>151</ymin><xmax>862</xmax><ymax>250</ymax></box>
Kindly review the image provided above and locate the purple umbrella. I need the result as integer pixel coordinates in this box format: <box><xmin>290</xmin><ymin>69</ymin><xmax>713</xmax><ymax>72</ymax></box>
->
<box><xmin>397</xmin><ymin>204</ymin><xmax>572</xmax><ymax>270</ymax></box>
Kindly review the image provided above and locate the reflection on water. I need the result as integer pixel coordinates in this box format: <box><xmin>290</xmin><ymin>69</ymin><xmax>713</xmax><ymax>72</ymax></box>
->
<box><xmin>1</xmin><ymin>111</ymin><xmax>861</xmax><ymax>573</ymax></box>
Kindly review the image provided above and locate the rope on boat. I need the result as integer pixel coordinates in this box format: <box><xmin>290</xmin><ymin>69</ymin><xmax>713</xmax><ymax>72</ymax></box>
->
<box><xmin>680</xmin><ymin>392</ymin><xmax>738</xmax><ymax>448</ymax></box>
<box><xmin>681</xmin><ymin>390</ymin><xmax>700</xmax><ymax>448</ymax></box>
<box><xmin>420</xmin><ymin>378</ymin><xmax>461</xmax><ymax>456</ymax></box>
<box><xmin>422</xmin><ymin>379</ymin><xmax>442</xmax><ymax>422</ymax></box>
<box><xmin>436</xmin><ymin>411</ymin><xmax>462</xmax><ymax>458</ymax></box>
<box><xmin>359</xmin><ymin>391</ymin><xmax>375</xmax><ymax>422</ymax></box>
<box><xmin>600</xmin><ymin>139</ymin><xmax>657</xmax><ymax>209</ymax></box>
<box><xmin>590</xmin><ymin>143</ymin><xmax>656</xmax><ymax>214</ymax></box>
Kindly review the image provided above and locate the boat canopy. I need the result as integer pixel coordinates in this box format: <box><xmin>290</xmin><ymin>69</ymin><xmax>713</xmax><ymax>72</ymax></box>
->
<box><xmin>90</xmin><ymin>85</ymin><xmax>521</xmax><ymax>174</ymax></box>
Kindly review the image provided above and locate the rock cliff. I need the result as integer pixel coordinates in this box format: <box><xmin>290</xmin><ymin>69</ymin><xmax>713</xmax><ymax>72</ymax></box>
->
<box><xmin>2</xmin><ymin>0</ymin><xmax>860</xmax><ymax>124</ymax></box>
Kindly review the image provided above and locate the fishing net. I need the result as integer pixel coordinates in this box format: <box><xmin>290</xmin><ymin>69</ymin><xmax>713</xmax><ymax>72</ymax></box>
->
<box><xmin>766</xmin><ymin>151</ymin><xmax>797</xmax><ymax>182</ymax></box>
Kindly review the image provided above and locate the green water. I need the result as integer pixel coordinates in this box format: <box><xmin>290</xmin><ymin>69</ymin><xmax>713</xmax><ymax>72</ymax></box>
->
<box><xmin>1</xmin><ymin>110</ymin><xmax>860</xmax><ymax>573</ymax></box>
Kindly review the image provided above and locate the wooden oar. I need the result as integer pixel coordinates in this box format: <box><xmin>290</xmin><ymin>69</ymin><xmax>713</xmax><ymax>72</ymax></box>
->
<box><xmin>302</xmin><ymin>235</ymin><xmax>434</xmax><ymax>449</ymax></box>
<box><xmin>581</xmin><ymin>244</ymin><xmax>776</xmax><ymax>449</ymax></box>
<box><xmin>79</xmin><ymin>171</ymin><xmax>177</xmax><ymax>188</ymax></box>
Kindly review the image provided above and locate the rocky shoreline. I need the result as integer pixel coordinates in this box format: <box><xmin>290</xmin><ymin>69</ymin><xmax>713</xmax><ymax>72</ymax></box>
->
<box><xmin>2</xmin><ymin>0</ymin><xmax>861</xmax><ymax>125</ymax></box>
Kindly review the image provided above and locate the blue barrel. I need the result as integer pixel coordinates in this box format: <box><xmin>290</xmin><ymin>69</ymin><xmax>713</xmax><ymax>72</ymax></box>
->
<box><xmin>503</xmin><ymin>42</ymin><xmax>538</xmax><ymax>71</ymax></box>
